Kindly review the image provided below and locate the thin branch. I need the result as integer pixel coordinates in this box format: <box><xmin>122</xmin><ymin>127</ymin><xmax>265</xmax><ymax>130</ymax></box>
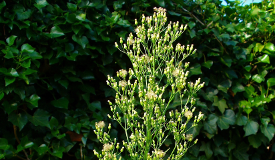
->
<box><xmin>13</xmin><ymin>125</ymin><xmax>30</xmax><ymax>160</ymax></box>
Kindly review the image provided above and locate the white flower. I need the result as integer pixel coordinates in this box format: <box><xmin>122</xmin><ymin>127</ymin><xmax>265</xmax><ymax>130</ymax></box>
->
<box><xmin>186</xmin><ymin>134</ymin><xmax>193</xmax><ymax>141</ymax></box>
<box><xmin>96</xmin><ymin>121</ymin><xmax>105</xmax><ymax>129</ymax></box>
<box><xmin>119</xmin><ymin>80</ymin><xmax>127</xmax><ymax>88</ymax></box>
<box><xmin>147</xmin><ymin>91</ymin><xmax>157</xmax><ymax>99</ymax></box>
<box><xmin>184</xmin><ymin>110</ymin><xmax>193</xmax><ymax>119</ymax></box>
<box><xmin>155</xmin><ymin>149</ymin><xmax>165</xmax><ymax>158</ymax></box>
<box><xmin>119</xmin><ymin>69</ymin><xmax>127</xmax><ymax>78</ymax></box>
<box><xmin>103</xmin><ymin>143</ymin><xmax>113</xmax><ymax>152</ymax></box>
<box><xmin>172</xmin><ymin>68</ymin><xmax>180</xmax><ymax>77</ymax></box>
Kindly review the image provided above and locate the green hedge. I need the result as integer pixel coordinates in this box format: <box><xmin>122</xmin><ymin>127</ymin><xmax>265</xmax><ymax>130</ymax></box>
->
<box><xmin>0</xmin><ymin>0</ymin><xmax>274</xmax><ymax>159</ymax></box>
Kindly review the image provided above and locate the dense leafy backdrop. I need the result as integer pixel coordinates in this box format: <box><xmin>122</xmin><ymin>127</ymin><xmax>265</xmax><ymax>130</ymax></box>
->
<box><xmin>0</xmin><ymin>0</ymin><xmax>274</xmax><ymax>159</ymax></box>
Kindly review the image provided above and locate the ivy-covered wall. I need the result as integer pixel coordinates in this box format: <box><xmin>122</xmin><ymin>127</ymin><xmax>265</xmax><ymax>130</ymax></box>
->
<box><xmin>0</xmin><ymin>0</ymin><xmax>275</xmax><ymax>159</ymax></box>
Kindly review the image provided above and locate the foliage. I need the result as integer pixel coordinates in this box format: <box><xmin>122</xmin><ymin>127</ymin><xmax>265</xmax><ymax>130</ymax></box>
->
<box><xmin>0</xmin><ymin>0</ymin><xmax>275</xmax><ymax>159</ymax></box>
<box><xmin>94</xmin><ymin>7</ymin><xmax>204</xmax><ymax>159</ymax></box>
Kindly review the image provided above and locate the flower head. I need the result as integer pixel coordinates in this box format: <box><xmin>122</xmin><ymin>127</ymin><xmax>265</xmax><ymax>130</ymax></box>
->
<box><xmin>103</xmin><ymin>143</ymin><xmax>113</xmax><ymax>152</ymax></box>
<box><xmin>184</xmin><ymin>110</ymin><xmax>193</xmax><ymax>119</ymax></box>
<box><xmin>155</xmin><ymin>149</ymin><xmax>165</xmax><ymax>158</ymax></box>
<box><xmin>172</xmin><ymin>68</ymin><xmax>180</xmax><ymax>77</ymax></box>
<box><xmin>96</xmin><ymin>121</ymin><xmax>105</xmax><ymax>129</ymax></box>
<box><xmin>186</xmin><ymin>134</ymin><xmax>193</xmax><ymax>141</ymax></box>
<box><xmin>147</xmin><ymin>90</ymin><xmax>157</xmax><ymax>99</ymax></box>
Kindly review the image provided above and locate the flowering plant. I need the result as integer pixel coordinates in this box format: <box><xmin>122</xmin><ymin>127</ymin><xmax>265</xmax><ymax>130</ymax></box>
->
<box><xmin>93</xmin><ymin>7</ymin><xmax>204</xmax><ymax>160</ymax></box>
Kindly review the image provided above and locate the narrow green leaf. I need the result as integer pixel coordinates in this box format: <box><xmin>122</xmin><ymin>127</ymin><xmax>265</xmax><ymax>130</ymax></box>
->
<box><xmin>51</xmin><ymin>97</ymin><xmax>69</xmax><ymax>109</ymax></box>
<box><xmin>29</xmin><ymin>51</ymin><xmax>43</xmax><ymax>59</ymax></box>
<box><xmin>257</xmin><ymin>54</ymin><xmax>270</xmax><ymax>64</ymax></box>
<box><xmin>6</xmin><ymin>35</ymin><xmax>17</xmax><ymax>46</ymax></box>
<box><xmin>244</xmin><ymin>120</ymin><xmax>259</xmax><ymax>136</ymax></box>
<box><xmin>50</xmin><ymin>26</ymin><xmax>65</xmax><ymax>38</ymax></box>
<box><xmin>8</xmin><ymin>112</ymin><xmax>28</xmax><ymax>131</ymax></box>
<box><xmin>267</xmin><ymin>78</ymin><xmax>275</xmax><ymax>88</ymax></box>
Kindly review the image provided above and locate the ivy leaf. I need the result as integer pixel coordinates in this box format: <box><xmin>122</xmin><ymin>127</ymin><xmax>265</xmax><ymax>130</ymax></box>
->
<box><xmin>72</xmin><ymin>35</ymin><xmax>89</xmax><ymax>49</ymax></box>
<box><xmin>244</xmin><ymin>120</ymin><xmax>259</xmax><ymax>136</ymax></box>
<box><xmin>217</xmin><ymin>79</ymin><xmax>232</xmax><ymax>93</ymax></box>
<box><xmin>8</xmin><ymin>112</ymin><xmax>28</xmax><ymax>131</ymax></box>
<box><xmin>26</xmin><ymin>94</ymin><xmax>41</xmax><ymax>107</ymax></box>
<box><xmin>6</xmin><ymin>35</ymin><xmax>17</xmax><ymax>46</ymax></box>
<box><xmin>252</xmin><ymin>74</ymin><xmax>264</xmax><ymax>83</ymax></box>
<box><xmin>50</xmin><ymin>26</ymin><xmax>65</xmax><ymax>38</ymax></box>
<box><xmin>261</xmin><ymin>124</ymin><xmax>275</xmax><ymax>141</ymax></box>
<box><xmin>267</xmin><ymin>78</ymin><xmax>275</xmax><ymax>88</ymax></box>
<box><xmin>201</xmin><ymin>60</ymin><xmax>213</xmax><ymax>69</ymax></box>
<box><xmin>203</xmin><ymin>114</ymin><xmax>218</xmax><ymax>134</ymax></box>
<box><xmin>28</xmin><ymin>109</ymin><xmax>50</xmax><ymax>128</ymax></box>
<box><xmin>21</xmin><ymin>44</ymin><xmax>35</xmax><ymax>53</ymax></box>
<box><xmin>17</xmin><ymin>9</ymin><xmax>32</xmax><ymax>20</ymax></box>
<box><xmin>200</xmin><ymin>142</ymin><xmax>213</xmax><ymax>159</ymax></box>
<box><xmin>232</xmin><ymin>82</ymin><xmax>245</xmax><ymax>94</ymax></box>
<box><xmin>189</xmin><ymin>63</ymin><xmax>202</xmax><ymax>76</ymax></box>
<box><xmin>257</xmin><ymin>54</ymin><xmax>270</xmax><ymax>64</ymax></box>
<box><xmin>67</xmin><ymin>2</ymin><xmax>77</xmax><ymax>12</ymax></box>
<box><xmin>0</xmin><ymin>138</ymin><xmax>9</xmax><ymax>150</ymax></box>
<box><xmin>236</xmin><ymin>113</ymin><xmax>248</xmax><ymax>126</ymax></box>
<box><xmin>0</xmin><ymin>92</ymin><xmax>4</xmax><ymax>101</ymax></box>
<box><xmin>88</xmin><ymin>101</ymin><xmax>101</xmax><ymax>112</ymax></box>
<box><xmin>213</xmin><ymin>97</ymin><xmax>228</xmax><ymax>114</ymax></box>
<box><xmin>217</xmin><ymin>109</ymin><xmax>235</xmax><ymax>130</ymax></box>
<box><xmin>34</xmin><ymin>0</ymin><xmax>49</xmax><ymax>9</ymax></box>
<box><xmin>76</xmin><ymin>13</ymin><xmax>86</xmax><ymax>21</ymax></box>
<box><xmin>233</xmin><ymin>143</ymin><xmax>249</xmax><ymax>160</ymax></box>
<box><xmin>248</xmin><ymin>134</ymin><xmax>262</xmax><ymax>148</ymax></box>
<box><xmin>37</xmin><ymin>144</ymin><xmax>48</xmax><ymax>155</ymax></box>
<box><xmin>0</xmin><ymin>1</ymin><xmax>6</xmax><ymax>13</ymax></box>
<box><xmin>4</xmin><ymin>77</ymin><xmax>16</xmax><ymax>86</ymax></box>
<box><xmin>51</xmin><ymin>97</ymin><xmax>69</xmax><ymax>109</ymax></box>
<box><xmin>264</xmin><ymin>42</ymin><xmax>275</xmax><ymax>52</ymax></box>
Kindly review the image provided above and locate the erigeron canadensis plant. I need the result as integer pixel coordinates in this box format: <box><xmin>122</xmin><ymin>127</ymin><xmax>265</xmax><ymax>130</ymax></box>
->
<box><xmin>93</xmin><ymin>7</ymin><xmax>204</xmax><ymax>160</ymax></box>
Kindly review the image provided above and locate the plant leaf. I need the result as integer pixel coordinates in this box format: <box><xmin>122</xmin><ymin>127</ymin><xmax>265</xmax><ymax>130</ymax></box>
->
<box><xmin>244</xmin><ymin>120</ymin><xmax>259</xmax><ymax>136</ymax></box>
<box><xmin>51</xmin><ymin>97</ymin><xmax>69</xmax><ymax>109</ymax></box>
